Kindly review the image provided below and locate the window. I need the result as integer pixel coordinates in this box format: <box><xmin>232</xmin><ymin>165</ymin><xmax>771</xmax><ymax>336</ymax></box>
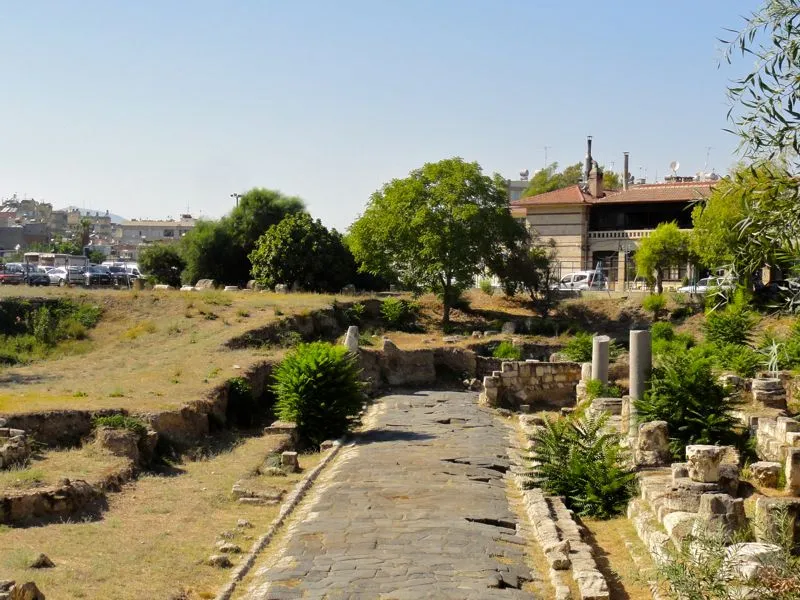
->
<box><xmin>163</xmin><ymin>229</ymin><xmax>175</xmax><ymax>238</ymax></box>
<box><xmin>560</xmin><ymin>276</ymin><xmax>572</xmax><ymax>285</ymax></box>
<box><xmin>574</xmin><ymin>274</ymin><xmax>588</xmax><ymax>282</ymax></box>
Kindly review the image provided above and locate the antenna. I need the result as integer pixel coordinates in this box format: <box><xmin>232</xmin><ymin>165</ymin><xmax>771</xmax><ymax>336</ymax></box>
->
<box><xmin>704</xmin><ymin>146</ymin><xmax>712</xmax><ymax>172</ymax></box>
<box><xmin>669</xmin><ymin>160</ymin><xmax>680</xmax><ymax>175</ymax></box>
<box><xmin>544</xmin><ymin>146</ymin><xmax>551</xmax><ymax>168</ymax></box>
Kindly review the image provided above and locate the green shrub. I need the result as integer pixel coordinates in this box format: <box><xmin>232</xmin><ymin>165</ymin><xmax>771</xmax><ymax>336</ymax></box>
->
<box><xmin>492</xmin><ymin>341</ymin><xmax>521</xmax><ymax>360</ymax></box>
<box><xmin>651</xmin><ymin>322</ymin><xmax>675</xmax><ymax>341</ymax></box>
<box><xmin>562</xmin><ymin>332</ymin><xmax>594</xmax><ymax>362</ymax></box>
<box><xmin>345</xmin><ymin>302</ymin><xmax>365</xmax><ymax>325</ymax></box>
<box><xmin>272</xmin><ymin>342</ymin><xmax>364</xmax><ymax>446</ymax></box>
<box><xmin>92</xmin><ymin>415</ymin><xmax>148</xmax><ymax>437</ymax></box>
<box><xmin>380</xmin><ymin>298</ymin><xmax>420</xmax><ymax>331</ymax></box>
<box><xmin>32</xmin><ymin>307</ymin><xmax>57</xmax><ymax>346</ymax></box>
<box><xmin>635</xmin><ymin>349</ymin><xmax>740</xmax><ymax>458</ymax></box>
<box><xmin>642</xmin><ymin>293</ymin><xmax>667</xmax><ymax>320</ymax></box>
<box><xmin>479</xmin><ymin>278</ymin><xmax>494</xmax><ymax>296</ymax></box>
<box><xmin>713</xmin><ymin>342</ymin><xmax>762</xmax><ymax>378</ymax></box>
<box><xmin>703</xmin><ymin>292</ymin><xmax>755</xmax><ymax>346</ymax></box>
<box><xmin>585</xmin><ymin>379</ymin><xmax>622</xmax><ymax>402</ymax></box>
<box><xmin>528</xmin><ymin>412</ymin><xmax>635</xmax><ymax>519</ymax></box>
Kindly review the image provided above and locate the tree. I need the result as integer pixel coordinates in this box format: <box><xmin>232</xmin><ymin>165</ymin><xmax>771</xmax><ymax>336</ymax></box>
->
<box><xmin>78</xmin><ymin>217</ymin><xmax>92</xmax><ymax>248</ymax></box>
<box><xmin>139</xmin><ymin>244</ymin><xmax>186</xmax><ymax>288</ymax></box>
<box><xmin>603</xmin><ymin>169</ymin><xmax>621</xmax><ymax>190</ymax></box>
<box><xmin>180</xmin><ymin>188</ymin><xmax>305</xmax><ymax>286</ymax></box>
<box><xmin>522</xmin><ymin>162</ymin><xmax>583</xmax><ymax>197</ymax></box>
<box><xmin>635</xmin><ymin>222</ymin><xmax>690</xmax><ymax>294</ymax></box>
<box><xmin>492</xmin><ymin>236</ymin><xmax>560</xmax><ymax>315</ymax></box>
<box><xmin>249</xmin><ymin>213</ymin><xmax>354</xmax><ymax>292</ymax></box>
<box><xmin>87</xmin><ymin>249</ymin><xmax>105</xmax><ymax>265</ymax></box>
<box><xmin>349</xmin><ymin>157</ymin><xmax>525</xmax><ymax>327</ymax></box>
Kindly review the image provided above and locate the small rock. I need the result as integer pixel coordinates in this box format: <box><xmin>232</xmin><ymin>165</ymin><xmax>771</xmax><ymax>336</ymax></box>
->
<box><xmin>207</xmin><ymin>554</ymin><xmax>233</xmax><ymax>568</ymax></box>
<box><xmin>215</xmin><ymin>542</ymin><xmax>241</xmax><ymax>554</ymax></box>
<box><xmin>236</xmin><ymin>519</ymin><xmax>253</xmax><ymax>529</ymax></box>
<box><xmin>28</xmin><ymin>554</ymin><xmax>54</xmax><ymax>569</ymax></box>
<box><xmin>10</xmin><ymin>582</ymin><xmax>45</xmax><ymax>600</ymax></box>
<box><xmin>320</xmin><ymin>440</ymin><xmax>335</xmax><ymax>451</ymax></box>
<box><xmin>496</xmin><ymin>408</ymin><xmax>512</xmax><ymax>418</ymax></box>
<box><xmin>471</xmin><ymin>331</ymin><xmax>482</xmax><ymax>339</ymax></box>
<box><xmin>218</xmin><ymin>530</ymin><xmax>235</xmax><ymax>540</ymax></box>
<box><xmin>262</xmin><ymin>466</ymin><xmax>286</xmax><ymax>477</ymax></box>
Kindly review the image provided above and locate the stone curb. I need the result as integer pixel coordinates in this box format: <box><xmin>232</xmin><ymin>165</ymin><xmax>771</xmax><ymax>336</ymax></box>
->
<box><xmin>214</xmin><ymin>438</ymin><xmax>345</xmax><ymax>600</ymax></box>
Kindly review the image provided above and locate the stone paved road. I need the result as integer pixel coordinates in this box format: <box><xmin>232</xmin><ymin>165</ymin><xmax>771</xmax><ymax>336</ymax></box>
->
<box><xmin>244</xmin><ymin>390</ymin><xmax>541</xmax><ymax>600</ymax></box>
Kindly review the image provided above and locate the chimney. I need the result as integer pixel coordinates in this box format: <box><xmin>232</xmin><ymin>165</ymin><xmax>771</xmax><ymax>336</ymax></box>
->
<box><xmin>623</xmin><ymin>152</ymin><xmax>630</xmax><ymax>191</ymax></box>
<box><xmin>584</xmin><ymin>136</ymin><xmax>593</xmax><ymax>184</ymax></box>
<box><xmin>589</xmin><ymin>163</ymin><xmax>604</xmax><ymax>198</ymax></box>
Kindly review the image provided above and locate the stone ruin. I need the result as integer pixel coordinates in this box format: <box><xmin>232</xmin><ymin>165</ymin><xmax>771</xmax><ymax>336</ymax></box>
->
<box><xmin>480</xmin><ymin>360</ymin><xmax>581</xmax><ymax>410</ymax></box>
<box><xmin>0</xmin><ymin>418</ymin><xmax>30</xmax><ymax>471</ymax></box>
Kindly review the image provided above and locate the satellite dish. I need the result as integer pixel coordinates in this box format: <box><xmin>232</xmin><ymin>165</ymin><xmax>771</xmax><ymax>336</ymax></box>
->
<box><xmin>669</xmin><ymin>160</ymin><xmax>680</xmax><ymax>174</ymax></box>
<box><xmin>519</xmin><ymin>169</ymin><xmax>529</xmax><ymax>181</ymax></box>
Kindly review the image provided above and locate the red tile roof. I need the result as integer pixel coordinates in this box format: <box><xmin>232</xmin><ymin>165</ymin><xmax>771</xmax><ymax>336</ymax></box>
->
<box><xmin>511</xmin><ymin>181</ymin><xmax>716</xmax><ymax>208</ymax></box>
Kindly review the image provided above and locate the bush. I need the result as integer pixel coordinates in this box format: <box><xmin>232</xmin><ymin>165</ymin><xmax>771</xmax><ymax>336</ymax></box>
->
<box><xmin>479</xmin><ymin>278</ymin><xmax>494</xmax><ymax>296</ymax></box>
<box><xmin>562</xmin><ymin>332</ymin><xmax>594</xmax><ymax>362</ymax></box>
<box><xmin>703</xmin><ymin>291</ymin><xmax>755</xmax><ymax>346</ymax></box>
<box><xmin>651</xmin><ymin>321</ymin><xmax>675</xmax><ymax>341</ymax></box>
<box><xmin>713</xmin><ymin>342</ymin><xmax>763</xmax><ymax>378</ymax></box>
<box><xmin>585</xmin><ymin>379</ymin><xmax>622</xmax><ymax>402</ymax></box>
<box><xmin>92</xmin><ymin>415</ymin><xmax>148</xmax><ymax>437</ymax></box>
<box><xmin>635</xmin><ymin>349</ymin><xmax>740</xmax><ymax>458</ymax></box>
<box><xmin>272</xmin><ymin>342</ymin><xmax>364</xmax><ymax>446</ymax></box>
<box><xmin>492</xmin><ymin>341</ymin><xmax>521</xmax><ymax>360</ymax></box>
<box><xmin>528</xmin><ymin>413</ymin><xmax>635</xmax><ymax>518</ymax></box>
<box><xmin>380</xmin><ymin>298</ymin><xmax>420</xmax><ymax>331</ymax></box>
<box><xmin>345</xmin><ymin>302</ymin><xmax>365</xmax><ymax>325</ymax></box>
<box><xmin>139</xmin><ymin>244</ymin><xmax>186</xmax><ymax>288</ymax></box>
<box><xmin>652</xmin><ymin>323</ymin><xmax>695</xmax><ymax>357</ymax></box>
<box><xmin>642</xmin><ymin>293</ymin><xmax>667</xmax><ymax>320</ymax></box>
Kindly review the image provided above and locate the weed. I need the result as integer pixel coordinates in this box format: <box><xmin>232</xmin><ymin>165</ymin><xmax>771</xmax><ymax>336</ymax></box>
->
<box><xmin>123</xmin><ymin>321</ymin><xmax>157</xmax><ymax>340</ymax></box>
<box><xmin>492</xmin><ymin>341</ymin><xmax>522</xmax><ymax>360</ymax></box>
<box><xmin>207</xmin><ymin>367</ymin><xmax>221</xmax><ymax>379</ymax></box>
<box><xmin>93</xmin><ymin>415</ymin><xmax>147</xmax><ymax>437</ymax></box>
<box><xmin>236</xmin><ymin>309</ymin><xmax>250</xmax><ymax>318</ymax></box>
<box><xmin>73</xmin><ymin>391</ymin><xmax>88</xmax><ymax>398</ymax></box>
<box><xmin>167</xmin><ymin>323</ymin><xmax>182</xmax><ymax>336</ymax></box>
<box><xmin>278</xmin><ymin>330</ymin><xmax>303</xmax><ymax>348</ymax></box>
<box><xmin>585</xmin><ymin>379</ymin><xmax>622</xmax><ymax>401</ymax></box>
<box><xmin>108</xmin><ymin>389</ymin><xmax>125</xmax><ymax>398</ymax></box>
<box><xmin>479</xmin><ymin>278</ymin><xmax>494</xmax><ymax>296</ymax></box>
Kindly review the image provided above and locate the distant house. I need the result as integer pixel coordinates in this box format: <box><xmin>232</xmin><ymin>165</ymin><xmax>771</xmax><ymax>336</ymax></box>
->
<box><xmin>113</xmin><ymin>215</ymin><xmax>196</xmax><ymax>258</ymax></box>
<box><xmin>510</xmin><ymin>144</ymin><xmax>716</xmax><ymax>289</ymax></box>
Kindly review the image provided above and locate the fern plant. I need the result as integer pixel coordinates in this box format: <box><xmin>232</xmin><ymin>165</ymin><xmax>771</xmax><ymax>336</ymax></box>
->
<box><xmin>528</xmin><ymin>412</ymin><xmax>635</xmax><ymax>519</ymax></box>
<box><xmin>272</xmin><ymin>342</ymin><xmax>364</xmax><ymax>446</ymax></box>
<box><xmin>635</xmin><ymin>349</ymin><xmax>740</xmax><ymax>458</ymax></box>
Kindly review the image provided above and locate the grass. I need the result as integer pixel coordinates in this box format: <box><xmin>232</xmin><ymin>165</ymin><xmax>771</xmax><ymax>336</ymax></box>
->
<box><xmin>0</xmin><ymin>446</ymin><xmax>129</xmax><ymax>492</ymax></box>
<box><xmin>0</xmin><ymin>433</ymin><xmax>322</xmax><ymax>600</ymax></box>
<box><xmin>0</xmin><ymin>288</ymin><xmax>336</xmax><ymax>414</ymax></box>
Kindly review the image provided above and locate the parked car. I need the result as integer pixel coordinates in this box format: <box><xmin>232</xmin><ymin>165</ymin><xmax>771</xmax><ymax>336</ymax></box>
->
<box><xmin>107</xmin><ymin>265</ymin><xmax>138</xmax><ymax>287</ymax></box>
<box><xmin>47</xmin><ymin>266</ymin><xmax>86</xmax><ymax>286</ymax></box>
<box><xmin>754</xmin><ymin>279</ymin><xmax>800</xmax><ymax>303</ymax></box>
<box><xmin>0</xmin><ymin>263</ymin><xmax>25</xmax><ymax>285</ymax></box>
<box><xmin>676</xmin><ymin>277</ymin><xmax>735</xmax><ymax>295</ymax></box>
<box><xmin>84</xmin><ymin>265</ymin><xmax>113</xmax><ymax>287</ymax></box>
<box><xmin>551</xmin><ymin>271</ymin><xmax>608</xmax><ymax>291</ymax></box>
<box><xmin>25</xmin><ymin>267</ymin><xmax>51</xmax><ymax>286</ymax></box>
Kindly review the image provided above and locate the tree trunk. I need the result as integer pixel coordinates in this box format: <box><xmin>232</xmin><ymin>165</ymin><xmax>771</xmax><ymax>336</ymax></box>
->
<box><xmin>441</xmin><ymin>278</ymin><xmax>452</xmax><ymax>331</ymax></box>
<box><xmin>655</xmin><ymin>271</ymin><xmax>663</xmax><ymax>295</ymax></box>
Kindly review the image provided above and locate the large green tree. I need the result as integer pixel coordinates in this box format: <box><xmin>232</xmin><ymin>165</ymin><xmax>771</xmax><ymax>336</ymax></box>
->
<box><xmin>522</xmin><ymin>162</ymin><xmax>620</xmax><ymax>196</ymax></box>
<box><xmin>139</xmin><ymin>244</ymin><xmax>186</xmax><ymax>288</ymax></box>
<box><xmin>349</xmin><ymin>157</ymin><xmax>525</xmax><ymax>327</ymax></box>
<box><xmin>249</xmin><ymin>213</ymin><xmax>354</xmax><ymax>292</ymax></box>
<box><xmin>181</xmin><ymin>188</ymin><xmax>306</xmax><ymax>285</ymax></box>
<box><xmin>635</xmin><ymin>222</ymin><xmax>690</xmax><ymax>294</ymax></box>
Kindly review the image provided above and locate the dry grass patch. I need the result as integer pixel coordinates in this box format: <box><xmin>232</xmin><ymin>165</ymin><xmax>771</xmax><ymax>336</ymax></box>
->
<box><xmin>0</xmin><ymin>446</ymin><xmax>129</xmax><ymax>492</ymax></box>
<box><xmin>0</xmin><ymin>288</ymin><xmax>339</xmax><ymax>413</ymax></box>
<box><xmin>0</xmin><ymin>433</ymin><xmax>321</xmax><ymax>599</ymax></box>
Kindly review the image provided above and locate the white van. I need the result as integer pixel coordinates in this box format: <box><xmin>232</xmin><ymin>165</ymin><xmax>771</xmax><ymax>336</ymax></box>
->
<box><xmin>552</xmin><ymin>271</ymin><xmax>607</xmax><ymax>291</ymax></box>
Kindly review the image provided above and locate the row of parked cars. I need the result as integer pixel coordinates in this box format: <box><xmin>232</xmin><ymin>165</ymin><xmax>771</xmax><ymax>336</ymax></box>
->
<box><xmin>0</xmin><ymin>263</ymin><xmax>143</xmax><ymax>287</ymax></box>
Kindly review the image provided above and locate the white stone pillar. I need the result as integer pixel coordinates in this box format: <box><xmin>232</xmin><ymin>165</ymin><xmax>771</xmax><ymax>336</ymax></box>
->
<box><xmin>629</xmin><ymin>329</ymin><xmax>652</xmax><ymax>440</ymax></box>
<box><xmin>591</xmin><ymin>335</ymin><xmax>610</xmax><ymax>384</ymax></box>
<box><xmin>343</xmin><ymin>326</ymin><xmax>359</xmax><ymax>354</ymax></box>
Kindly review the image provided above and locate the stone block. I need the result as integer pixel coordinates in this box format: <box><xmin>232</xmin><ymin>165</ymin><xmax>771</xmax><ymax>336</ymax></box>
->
<box><xmin>671</xmin><ymin>463</ymin><xmax>689</xmax><ymax>481</ymax></box>
<box><xmin>750</xmin><ymin>461</ymin><xmax>782</xmax><ymax>488</ymax></box>
<box><xmin>723</xmin><ymin>542</ymin><xmax>783</xmax><ymax>581</ymax></box>
<box><xmin>752</xmin><ymin>378</ymin><xmax>783</xmax><ymax>392</ymax></box>
<box><xmin>636</xmin><ymin>421</ymin><xmax>670</xmax><ymax>467</ymax></box>
<box><xmin>95</xmin><ymin>427</ymin><xmax>140</xmax><ymax>463</ymax></box>
<box><xmin>581</xmin><ymin>362</ymin><xmax>593</xmax><ymax>381</ymax></box>
<box><xmin>663</xmin><ymin>511</ymin><xmax>697</xmax><ymax>546</ymax></box>
<box><xmin>281</xmin><ymin>451</ymin><xmax>299</xmax><ymax>473</ymax></box>
<box><xmin>786</xmin><ymin>448</ymin><xmax>800</xmax><ymax>494</ymax></box>
<box><xmin>777</xmin><ymin>417</ymin><xmax>800</xmax><ymax>438</ymax></box>
<box><xmin>518</xmin><ymin>363</ymin><xmax>532</xmax><ymax>378</ymax></box>
<box><xmin>787</xmin><ymin>432</ymin><xmax>800</xmax><ymax>448</ymax></box>
<box><xmin>483</xmin><ymin>376</ymin><xmax>500</xmax><ymax>388</ymax></box>
<box><xmin>501</xmin><ymin>361</ymin><xmax>517</xmax><ymax>373</ymax></box>
<box><xmin>686</xmin><ymin>445</ymin><xmax>727</xmax><ymax>483</ymax></box>
<box><xmin>343</xmin><ymin>326</ymin><xmax>359</xmax><ymax>353</ymax></box>
<box><xmin>694</xmin><ymin>493</ymin><xmax>746</xmax><ymax>540</ymax></box>
<box><xmin>718</xmin><ymin>463</ymin><xmax>740</xmax><ymax>496</ymax></box>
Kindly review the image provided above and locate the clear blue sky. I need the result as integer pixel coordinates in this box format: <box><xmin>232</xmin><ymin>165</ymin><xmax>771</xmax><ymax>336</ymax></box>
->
<box><xmin>0</xmin><ymin>0</ymin><xmax>758</xmax><ymax>230</ymax></box>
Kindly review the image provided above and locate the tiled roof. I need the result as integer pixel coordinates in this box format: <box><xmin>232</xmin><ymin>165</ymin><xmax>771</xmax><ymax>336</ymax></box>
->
<box><xmin>594</xmin><ymin>181</ymin><xmax>715</xmax><ymax>204</ymax></box>
<box><xmin>510</xmin><ymin>184</ymin><xmax>591</xmax><ymax>206</ymax></box>
<box><xmin>511</xmin><ymin>181</ymin><xmax>716</xmax><ymax>208</ymax></box>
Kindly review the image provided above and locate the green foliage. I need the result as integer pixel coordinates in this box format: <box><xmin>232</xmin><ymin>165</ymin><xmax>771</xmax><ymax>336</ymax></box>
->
<box><xmin>528</xmin><ymin>412</ymin><xmax>635</xmax><ymax>519</ymax></box>
<box><xmin>757</xmin><ymin>320</ymin><xmax>800</xmax><ymax>371</ymax></box>
<box><xmin>584</xmin><ymin>379</ymin><xmax>622</xmax><ymax>402</ymax></box>
<box><xmin>345</xmin><ymin>302</ymin><xmax>365</xmax><ymax>325</ymax></box>
<box><xmin>635</xmin><ymin>349</ymin><xmax>740</xmax><ymax>458</ymax></box>
<box><xmin>87</xmin><ymin>249</ymin><xmax>105</xmax><ymax>265</ymax></box>
<box><xmin>478</xmin><ymin>278</ymin><xmax>494</xmax><ymax>296</ymax></box>
<box><xmin>562</xmin><ymin>332</ymin><xmax>593</xmax><ymax>362</ymax></box>
<box><xmin>635</xmin><ymin>222</ymin><xmax>690</xmax><ymax>294</ymax></box>
<box><xmin>182</xmin><ymin>188</ymin><xmax>305</xmax><ymax>286</ymax></box>
<box><xmin>249</xmin><ymin>212</ymin><xmax>354</xmax><ymax>293</ymax></box>
<box><xmin>713</xmin><ymin>342</ymin><xmax>763</xmax><ymax>378</ymax></box>
<box><xmin>272</xmin><ymin>342</ymin><xmax>364</xmax><ymax>446</ymax></box>
<box><xmin>651</xmin><ymin>322</ymin><xmax>675</xmax><ymax>341</ymax></box>
<box><xmin>32</xmin><ymin>307</ymin><xmax>57</xmax><ymax>346</ymax></box>
<box><xmin>703</xmin><ymin>291</ymin><xmax>756</xmax><ymax>346</ymax></box>
<box><xmin>348</xmin><ymin>157</ymin><xmax>525</xmax><ymax>326</ymax></box>
<box><xmin>651</xmin><ymin>322</ymin><xmax>696</xmax><ymax>357</ymax></box>
<box><xmin>642</xmin><ymin>293</ymin><xmax>667</xmax><ymax>319</ymax></box>
<box><xmin>92</xmin><ymin>415</ymin><xmax>148</xmax><ymax>437</ymax></box>
<box><xmin>521</xmin><ymin>162</ymin><xmax>584</xmax><ymax>197</ymax></box>
<box><xmin>491</xmin><ymin>236</ymin><xmax>560</xmax><ymax>316</ymax></box>
<box><xmin>380</xmin><ymin>298</ymin><xmax>420</xmax><ymax>331</ymax></box>
<box><xmin>138</xmin><ymin>244</ymin><xmax>186</xmax><ymax>288</ymax></box>
<box><xmin>492</xmin><ymin>341</ymin><xmax>521</xmax><ymax>360</ymax></box>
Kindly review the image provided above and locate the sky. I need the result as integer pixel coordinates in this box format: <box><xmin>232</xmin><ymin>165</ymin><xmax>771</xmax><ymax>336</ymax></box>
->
<box><xmin>0</xmin><ymin>0</ymin><xmax>759</xmax><ymax>230</ymax></box>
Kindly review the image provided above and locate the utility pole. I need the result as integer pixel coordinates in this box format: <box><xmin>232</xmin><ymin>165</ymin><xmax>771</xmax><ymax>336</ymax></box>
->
<box><xmin>230</xmin><ymin>193</ymin><xmax>242</xmax><ymax>208</ymax></box>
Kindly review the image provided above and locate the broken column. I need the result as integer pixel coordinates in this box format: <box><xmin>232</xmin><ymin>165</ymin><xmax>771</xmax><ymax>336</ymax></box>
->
<box><xmin>686</xmin><ymin>445</ymin><xmax>727</xmax><ymax>483</ymax></box>
<box><xmin>343</xmin><ymin>325</ymin><xmax>359</xmax><ymax>354</ymax></box>
<box><xmin>591</xmin><ymin>335</ymin><xmax>610</xmax><ymax>384</ymax></box>
<box><xmin>752</xmin><ymin>378</ymin><xmax>787</xmax><ymax>409</ymax></box>
<box><xmin>576</xmin><ymin>362</ymin><xmax>593</xmax><ymax>403</ymax></box>
<box><xmin>628</xmin><ymin>329</ymin><xmax>652</xmax><ymax>440</ymax></box>
<box><xmin>636</xmin><ymin>421</ymin><xmax>671</xmax><ymax>467</ymax></box>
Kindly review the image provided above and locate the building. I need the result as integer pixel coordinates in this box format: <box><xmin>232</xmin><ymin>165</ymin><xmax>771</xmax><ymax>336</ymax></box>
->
<box><xmin>510</xmin><ymin>141</ymin><xmax>716</xmax><ymax>289</ymax></box>
<box><xmin>112</xmin><ymin>215</ymin><xmax>196</xmax><ymax>258</ymax></box>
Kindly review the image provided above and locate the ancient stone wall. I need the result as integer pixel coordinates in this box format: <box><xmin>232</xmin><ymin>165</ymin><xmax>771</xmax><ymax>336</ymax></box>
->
<box><xmin>0</xmin><ymin>422</ymin><xmax>30</xmax><ymax>470</ymax></box>
<box><xmin>479</xmin><ymin>361</ymin><xmax>581</xmax><ymax>409</ymax></box>
<box><xmin>755</xmin><ymin>416</ymin><xmax>800</xmax><ymax>462</ymax></box>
